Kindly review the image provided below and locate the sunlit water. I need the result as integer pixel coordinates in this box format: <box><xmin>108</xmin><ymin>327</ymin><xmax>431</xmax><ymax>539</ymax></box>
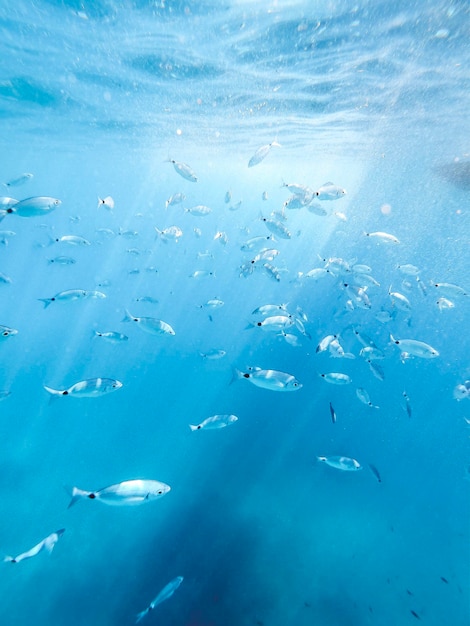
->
<box><xmin>0</xmin><ymin>1</ymin><xmax>469</xmax><ymax>625</ymax></box>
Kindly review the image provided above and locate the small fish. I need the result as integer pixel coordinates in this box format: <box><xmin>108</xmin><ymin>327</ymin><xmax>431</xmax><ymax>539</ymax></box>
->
<box><xmin>390</xmin><ymin>334</ymin><xmax>439</xmax><ymax>358</ymax></box>
<box><xmin>389</xmin><ymin>287</ymin><xmax>412</xmax><ymax>312</ymax></box>
<box><xmin>316</xmin><ymin>455</ymin><xmax>362</xmax><ymax>471</ymax></box>
<box><xmin>189</xmin><ymin>270</ymin><xmax>215</xmax><ymax>278</ymax></box>
<box><xmin>47</xmin><ymin>256</ymin><xmax>76</xmax><ymax>265</ymax></box>
<box><xmin>0</xmin><ymin>229</ymin><xmax>16</xmax><ymax>245</ymax></box>
<box><xmin>316</xmin><ymin>334</ymin><xmax>336</xmax><ymax>353</ymax></box>
<box><xmin>248</xmin><ymin>315</ymin><xmax>294</xmax><ymax>333</ymax></box>
<box><xmin>432</xmin><ymin>282</ymin><xmax>468</xmax><ymax>298</ymax></box>
<box><xmin>410</xmin><ymin>610</ymin><xmax>420</xmax><ymax>620</ymax></box>
<box><xmin>67</xmin><ymin>479</ymin><xmax>170</xmax><ymax>508</ymax></box>
<box><xmin>155</xmin><ymin>225</ymin><xmax>183</xmax><ymax>242</ymax></box>
<box><xmin>240</xmin><ymin>235</ymin><xmax>276</xmax><ymax>251</ymax></box>
<box><xmin>248</xmin><ymin>141</ymin><xmax>281</xmax><ymax>168</ymax></box>
<box><xmin>252</xmin><ymin>303</ymin><xmax>289</xmax><ymax>316</ymax></box>
<box><xmin>38</xmin><ymin>289</ymin><xmax>105</xmax><ymax>308</ymax></box>
<box><xmin>224</xmin><ymin>190</ymin><xmax>232</xmax><ymax>203</ymax></box>
<box><xmin>0</xmin><ymin>325</ymin><xmax>18</xmax><ymax>339</ymax></box>
<box><xmin>356</xmin><ymin>388</ymin><xmax>379</xmax><ymax>409</ymax></box>
<box><xmin>0</xmin><ymin>390</ymin><xmax>11</xmax><ymax>400</ymax></box>
<box><xmin>4</xmin><ymin>529</ymin><xmax>65</xmax><ymax>564</ymax></box>
<box><xmin>453</xmin><ymin>381</ymin><xmax>470</xmax><ymax>401</ymax></box>
<box><xmin>3</xmin><ymin>172</ymin><xmax>33</xmax><ymax>188</ymax></box>
<box><xmin>303</xmin><ymin>268</ymin><xmax>330</xmax><ymax>281</ymax></box>
<box><xmin>0</xmin><ymin>272</ymin><xmax>12</xmax><ymax>283</ymax></box>
<box><xmin>364</xmin><ymin>231</ymin><xmax>400</xmax><ymax>244</ymax></box>
<box><xmin>436</xmin><ymin>297</ymin><xmax>455</xmax><ymax>311</ymax></box>
<box><xmin>440</xmin><ymin>576</ymin><xmax>449</xmax><ymax>584</ymax></box>
<box><xmin>189</xmin><ymin>414</ymin><xmax>238</xmax><ymax>431</ymax></box>
<box><xmin>214</xmin><ymin>231</ymin><xmax>228</xmax><ymax>245</ymax></box>
<box><xmin>3</xmin><ymin>196</ymin><xmax>61</xmax><ymax>218</ymax></box>
<box><xmin>402</xmin><ymin>391</ymin><xmax>412</xmax><ymax>418</ymax></box>
<box><xmin>359</xmin><ymin>346</ymin><xmax>385</xmax><ymax>360</ymax></box>
<box><xmin>184</xmin><ymin>205</ymin><xmax>212</xmax><ymax>216</ymax></box>
<box><xmin>97</xmin><ymin>196</ymin><xmax>114</xmax><ymax>210</ymax></box>
<box><xmin>260</xmin><ymin>216</ymin><xmax>291</xmax><ymax>239</ymax></box>
<box><xmin>368</xmin><ymin>463</ymin><xmax>382</xmax><ymax>483</ymax></box>
<box><xmin>122</xmin><ymin>310</ymin><xmax>175</xmax><ymax>336</ymax></box>
<box><xmin>314</xmin><ymin>182</ymin><xmax>346</xmax><ymax>200</ymax></box>
<box><xmin>93</xmin><ymin>331</ymin><xmax>128</xmax><ymax>343</ymax></box>
<box><xmin>279</xmin><ymin>331</ymin><xmax>301</xmax><ymax>347</ymax></box>
<box><xmin>232</xmin><ymin>367</ymin><xmax>302</xmax><ymax>392</ymax></box>
<box><xmin>136</xmin><ymin>576</ymin><xmax>183</xmax><ymax>624</ymax></box>
<box><xmin>199</xmin><ymin>349</ymin><xmax>226</xmax><ymax>360</ymax></box>
<box><xmin>168</xmin><ymin>159</ymin><xmax>198</xmax><ymax>182</ymax></box>
<box><xmin>329</xmin><ymin>402</ymin><xmax>337</xmax><ymax>424</ymax></box>
<box><xmin>367</xmin><ymin>360</ymin><xmax>385</xmax><ymax>381</ymax></box>
<box><xmin>199</xmin><ymin>298</ymin><xmax>224</xmax><ymax>309</ymax></box>
<box><xmin>135</xmin><ymin>296</ymin><xmax>159</xmax><ymax>304</ymax></box>
<box><xmin>319</xmin><ymin>372</ymin><xmax>352</xmax><ymax>385</ymax></box>
<box><xmin>262</xmin><ymin>263</ymin><xmax>281</xmax><ymax>282</ymax></box>
<box><xmin>44</xmin><ymin>377</ymin><xmax>123</xmax><ymax>398</ymax></box>
<box><xmin>165</xmin><ymin>192</ymin><xmax>186</xmax><ymax>208</ymax></box>
<box><xmin>397</xmin><ymin>264</ymin><xmax>420</xmax><ymax>276</ymax></box>
<box><xmin>52</xmin><ymin>235</ymin><xmax>91</xmax><ymax>246</ymax></box>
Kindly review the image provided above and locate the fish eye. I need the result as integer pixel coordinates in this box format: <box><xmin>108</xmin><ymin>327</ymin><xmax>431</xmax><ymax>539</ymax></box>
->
<box><xmin>158</xmin><ymin>490</ymin><xmax>163</xmax><ymax>494</ymax></box>
<box><xmin>3</xmin><ymin>331</ymin><xmax>9</xmax><ymax>336</ymax></box>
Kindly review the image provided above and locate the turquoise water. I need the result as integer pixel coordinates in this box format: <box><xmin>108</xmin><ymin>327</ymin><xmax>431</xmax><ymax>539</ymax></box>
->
<box><xmin>0</xmin><ymin>1</ymin><xmax>469</xmax><ymax>625</ymax></box>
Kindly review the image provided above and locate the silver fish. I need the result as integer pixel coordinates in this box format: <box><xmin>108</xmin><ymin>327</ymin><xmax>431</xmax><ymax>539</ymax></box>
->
<box><xmin>199</xmin><ymin>349</ymin><xmax>226</xmax><ymax>360</ymax></box>
<box><xmin>364</xmin><ymin>231</ymin><xmax>400</xmax><ymax>244</ymax></box>
<box><xmin>155</xmin><ymin>226</ymin><xmax>183</xmax><ymax>242</ymax></box>
<box><xmin>319</xmin><ymin>372</ymin><xmax>352</xmax><ymax>385</ymax></box>
<box><xmin>168</xmin><ymin>159</ymin><xmax>197</xmax><ymax>182</ymax></box>
<box><xmin>189</xmin><ymin>414</ymin><xmax>238</xmax><ymax>431</ymax></box>
<box><xmin>3</xmin><ymin>173</ymin><xmax>33</xmax><ymax>188</ymax></box>
<box><xmin>165</xmin><ymin>192</ymin><xmax>186</xmax><ymax>208</ymax></box>
<box><xmin>315</xmin><ymin>182</ymin><xmax>346</xmax><ymax>200</ymax></box>
<box><xmin>136</xmin><ymin>576</ymin><xmax>183</xmax><ymax>624</ymax></box>
<box><xmin>67</xmin><ymin>478</ymin><xmax>170</xmax><ymax>508</ymax></box>
<box><xmin>97</xmin><ymin>196</ymin><xmax>114</xmax><ymax>210</ymax></box>
<box><xmin>185</xmin><ymin>205</ymin><xmax>211</xmax><ymax>216</ymax></box>
<box><xmin>8</xmin><ymin>196</ymin><xmax>61</xmax><ymax>218</ymax></box>
<box><xmin>44</xmin><ymin>377</ymin><xmax>123</xmax><ymax>398</ymax></box>
<box><xmin>260</xmin><ymin>216</ymin><xmax>291</xmax><ymax>239</ymax></box>
<box><xmin>248</xmin><ymin>315</ymin><xmax>294</xmax><ymax>332</ymax></box>
<box><xmin>52</xmin><ymin>235</ymin><xmax>91</xmax><ymax>246</ymax></box>
<box><xmin>316</xmin><ymin>455</ymin><xmax>362</xmax><ymax>471</ymax></box>
<box><xmin>38</xmin><ymin>289</ymin><xmax>105</xmax><ymax>308</ymax></box>
<box><xmin>431</xmin><ymin>282</ymin><xmax>468</xmax><ymax>298</ymax></box>
<box><xmin>390</xmin><ymin>334</ymin><xmax>439</xmax><ymax>358</ymax></box>
<box><xmin>356</xmin><ymin>387</ymin><xmax>379</xmax><ymax>408</ymax></box>
<box><xmin>0</xmin><ymin>325</ymin><xmax>18</xmax><ymax>339</ymax></box>
<box><xmin>232</xmin><ymin>367</ymin><xmax>302</xmax><ymax>392</ymax></box>
<box><xmin>93</xmin><ymin>331</ymin><xmax>129</xmax><ymax>343</ymax></box>
<box><xmin>47</xmin><ymin>256</ymin><xmax>76</xmax><ymax>265</ymax></box>
<box><xmin>4</xmin><ymin>529</ymin><xmax>65</xmax><ymax>564</ymax></box>
<box><xmin>122</xmin><ymin>310</ymin><xmax>175</xmax><ymax>336</ymax></box>
<box><xmin>248</xmin><ymin>141</ymin><xmax>281</xmax><ymax>168</ymax></box>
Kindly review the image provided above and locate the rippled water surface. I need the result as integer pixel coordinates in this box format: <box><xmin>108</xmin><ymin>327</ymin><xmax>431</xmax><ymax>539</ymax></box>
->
<box><xmin>0</xmin><ymin>1</ymin><xmax>469</xmax><ymax>625</ymax></box>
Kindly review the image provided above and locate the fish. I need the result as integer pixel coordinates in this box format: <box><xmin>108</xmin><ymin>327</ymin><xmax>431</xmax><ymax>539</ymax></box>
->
<box><xmin>397</xmin><ymin>263</ymin><xmax>420</xmax><ymax>276</ymax></box>
<box><xmin>241</xmin><ymin>235</ymin><xmax>276</xmax><ymax>251</ymax></box>
<box><xmin>66</xmin><ymin>479</ymin><xmax>171</xmax><ymax>508</ymax></box>
<box><xmin>199</xmin><ymin>349</ymin><xmax>226</xmax><ymax>360</ymax></box>
<box><xmin>260</xmin><ymin>216</ymin><xmax>291</xmax><ymax>239</ymax></box>
<box><xmin>279</xmin><ymin>331</ymin><xmax>301</xmax><ymax>347</ymax></box>
<box><xmin>232</xmin><ymin>367</ymin><xmax>302</xmax><ymax>392</ymax></box>
<box><xmin>189</xmin><ymin>270</ymin><xmax>215</xmax><ymax>279</ymax></box>
<box><xmin>4</xmin><ymin>529</ymin><xmax>65</xmax><ymax>564</ymax></box>
<box><xmin>364</xmin><ymin>231</ymin><xmax>400</xmax><ymax>244</ymax></box>
<box><xmin>316</xmin><ymin>456</ymin><xmax>362</xmax><ymax>471</ymax></box>
<box><xmin>389</xmin><ymin>288</ymin><xmax>412</xmax><ymax>312</ymax></box>
<box><xmin>165</xmin><ymin>192</ymin><xmax>186</xmax><ymax>208</ymax></box>
<box><xmin>356</xmin><ymin>388</ymin><xmax>379</xmax><ymax>409</ymax></box>
<box><xmin>314</xmin><ymin>182</ymin><xmax>346</xmax><ymax>200</ymax></box>
<box><xmin>135</xmin><ymin>296</ymin><xmax>159</xmax><ymax>304</ymax></box>
<box><xmin>359</xmin><ymin>346</ymin><xmax>384</xmax><ymax>360</ymax></box>
<box><xmin>436</xmin><ymin>297</ymin><xmax>455</xmax><ymax>311</ymax></box>
<box><xmin>0</xmin><ymin>390</ymin><xmax>11</xmax><ymax>400</ymax></box>
<box><xmin>155</xmin><ymin>225</ymin><xmax>183</xmax><ymax>242</ymax></box>
<box><xmin>403</xmin><ymin>391</ymin><xmax>412</xmax><ymax>417</ymax></box>
<box><xmin>199</xmin><ymin>298</ymin><xmax>224</xmax><ymax>309</ymax></box>
<box><xmin>248</xmin><ymin>141</ymin><xmax>281</xmax><ymax>168</ymax></box>
<box><xmin>52</xmin><ymin>235</ymin><xmax>91</xmax><ymax>246</ymax></box>
<box><xmin>168</xmin><ymin>159</ymin><xmax>197</xmax><ymax>182</ymax></box>
<box><xmin>316</xmin><ymin>334</ymin><xmax>336</xmax><ymax>353</ymax></box>
<box><xmin>0</xmin><ymin>325</ymin><xmax>18</xmax><ymax>339</ymax></box>
<box><xmin>248</xmin><ymin>315</ymin><xmax>294</xmax><ymax>332</ymax></box>
<box><xmin>44</xmin><ymin>377</ymin><xmax>123</xmax><ymax>398</ymax></box>
<box><xmin>319</xmin><ymin>372</ymin><xmax>352</xmax><ymax>385</ymax></box>
<box><xmin>367</xmin><ymin>360</ymin><xmax>385</xmax><ymax>381</ymax></box>
<box><xmin>368</xmin><ymin>463</ymin><xmax>382</xmax><ymax>483</ymax></box>
<box><xmin>6</xmin><ymin>196</ymin><xmax>61</xmax><ymax>218</ymax></box>
<box><xmin>184</xmin><ymin>205</ymin><xmax>212</xmax><ymax>216</ymax></box>
<box><xmin>431</xmin><ymin>282</ymin><xmax>468</xmax><ymax>298</ymax></box>
<box><xmin>122</xmin><ymin>310</ymin><xmax>175</xmax><ymax>336</ymax></box>
<box><xmin>93</xmin><ymin>331</ymin><xmax>129</xmax><ymax>343</ymax></box>
<box><xmin>252</xmin><ymin>303</ymin><xmax>289</xmax><ymax>316</ymax></box>
<box><xmin>3</xmin><ymin>172</ymin><xmax>33</xmax><ymax>188</ymax></box>
<box><xmin>38</xmin><ymin>289</ymin><xmax>105</xmax><ymax>308</ymax></box>
<box><xmin>136</xmin><ymin>576</ymin><xmax>183</xmax><ymax>623</ymax></box>
<box><xmin>390</xmin><ymin>334</ymin><xmax>439</xmax><ymax>358</ymax></box>
<box><xmin>410</xmin><ymin>610</ymin><xmax>420</xmax><ymax>620</ymax></box>
<box><xmin>329</xmin><ymin>402</ymin><xmax>337</xmax><ymax>424</ymax></box>
<box><xmin>97</xmin><ymin>196</ymin><xmax>114</xmax><ymax>210</ymax></box>
<box><xmin>189</xmin><ymin>414</ymin><xmax>238</xmax><ymax>431</ymax></box>
<box><xmin>47</xmin><ymin>256</ymin><xmax>76</xmax><ymax>265</ymax></box>
<box><xmin>0</xmin><ymin>229</ymin><xmax>16</xmax><ymax>245</ymax></box>
<box><xmin>453</xmin><ymin>381</ymin><xmax>470</xmax><ymax>401</ymax></box>
<box><xmin>262</xmin><ymin>263</ymin><xmax>281</xmax><ymax>282</ymax></box>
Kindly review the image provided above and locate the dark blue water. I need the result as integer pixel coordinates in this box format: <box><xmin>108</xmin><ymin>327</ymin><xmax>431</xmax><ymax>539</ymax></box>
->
<box><xmin>0</xmin><ymin>1</ymin><xmax>469</xmax><ymax>625</ymax></box>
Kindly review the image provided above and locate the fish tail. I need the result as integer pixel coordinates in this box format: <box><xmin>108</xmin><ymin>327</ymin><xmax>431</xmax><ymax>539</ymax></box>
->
<box><xmin>3</xmin><ymin>555</ymin><xmax>15</xmax><ymax>563</ymax></box>
<box><xmin>38</xmin><ymin>298</ymin><xmax>51</xmax><ymax>309</ymax></box>
<box><xmin>43</xmin><ymin>385</ymin><xmax>63</xmax><ymax>398</ymax></box>
<box><xmin>136</xmin><ymin>608</ymin><xmax>150</xmax><ymax>623</ymax></box>
<box><xmin>64</xmin><ymin>485</ymin><xmax>91</xmax><ymax>509</ymax></box>
<box><xmin>0</xmin><ymin>210</ymin><xmax>7</xmax><ymax>223</ymax></box>
<box><xmin>229</xmin><ymin>368</ymin><xmax>244</xmax><ymax>386</ymax></box>
<box><xmin>121</xmin><ymin>309</ymin><xmax>133</xmax><ymax>323</ymax></box>
<box><xmin>189</xmin><ymin>424</ymin><xmax>199</xmax><ymax>431</ymax></box>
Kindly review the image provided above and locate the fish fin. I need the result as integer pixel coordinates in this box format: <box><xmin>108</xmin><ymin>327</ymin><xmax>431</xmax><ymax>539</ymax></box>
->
<box><xmin>189</xmin><ymin>424</ymin><xmax>199</xmax><ymax>431</ymax></box>
<box><xmin>136</xmin><ymin>608</ymin><xmax>150</xmax><ymax>623</ymax></box>
<box><xmin>121</xmin><ymin>309</ymin><xmax>133</xmax><ymax>323</ymax></box>
<box><xmin>229</xmin><ymin>368</ymin><xmax>244</xmax><ymax>386</ymax></box>
<box><xmin>38</xmin><ymin>298</ymin><xmax>51</xmax><ymax>309</ymax></box>
<box><xmin>0</xmin><ymin>210</ymin><xmax>7</xmax><ymax>223</ymax></box>
<box><xmin>43</xmin><ymin>386</ymin><xmax>64</xmax><ymax>403</ymax></box>
<box><xmin>64</xmin><ymin>485</ymin><xmax>90</xmax><ymax>509</ymax></box>
<box><xmin>3</xmin><ymin>556</ymin><xmax>15</xmax><ymax>563</ymax></box>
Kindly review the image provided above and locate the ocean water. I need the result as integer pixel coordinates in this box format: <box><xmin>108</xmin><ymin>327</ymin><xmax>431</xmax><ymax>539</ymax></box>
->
<box><xmin>0</xmin><ymin>0</ymin><xmax>469</xmax><ymax>624</ymax></box>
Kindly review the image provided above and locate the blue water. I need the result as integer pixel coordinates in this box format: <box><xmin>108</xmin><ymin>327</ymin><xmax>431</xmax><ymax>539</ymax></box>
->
<box><xmin>0</xmin><ymin>1</ymin><xmax>469</xmax><ymax>624</ymax></box>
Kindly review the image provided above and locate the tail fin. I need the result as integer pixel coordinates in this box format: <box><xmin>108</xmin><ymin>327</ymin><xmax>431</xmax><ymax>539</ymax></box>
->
<box><xmin>38</xmin><ymin>298</ymin><xmax>52</xmax><ymax>309</ymax></box>
<box><xmin>121</xmin><ymin>309</ymin><xmax>134</xmax><ymax>323</ymax></box>
<box><xmin>3</xmin><ymin>556</ymin><xmax>16</xmax><ymax>563</ymax></box>
<box><xmin>64</xmin><ymin>486</ymin><xmax>91</xmax><ymax>509</ymax></box>
<box><xmin>136</xmin><ymin>608</ymin><xmax>150</xmax><ymax>624</ymax></box>
<box><xmin>189</xmin><ymin>424</ymin><xmax>200</xmax><ymax>431</ymax></box>
<box><xmin>229</xmin><ymin>368</ymin><xmax>244</xmax><ymax>386</ymax></box>
<box><xmin>44</xmin><ymin>385</ymin><xmax>64</xmax><ymax>398</ymax></box>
